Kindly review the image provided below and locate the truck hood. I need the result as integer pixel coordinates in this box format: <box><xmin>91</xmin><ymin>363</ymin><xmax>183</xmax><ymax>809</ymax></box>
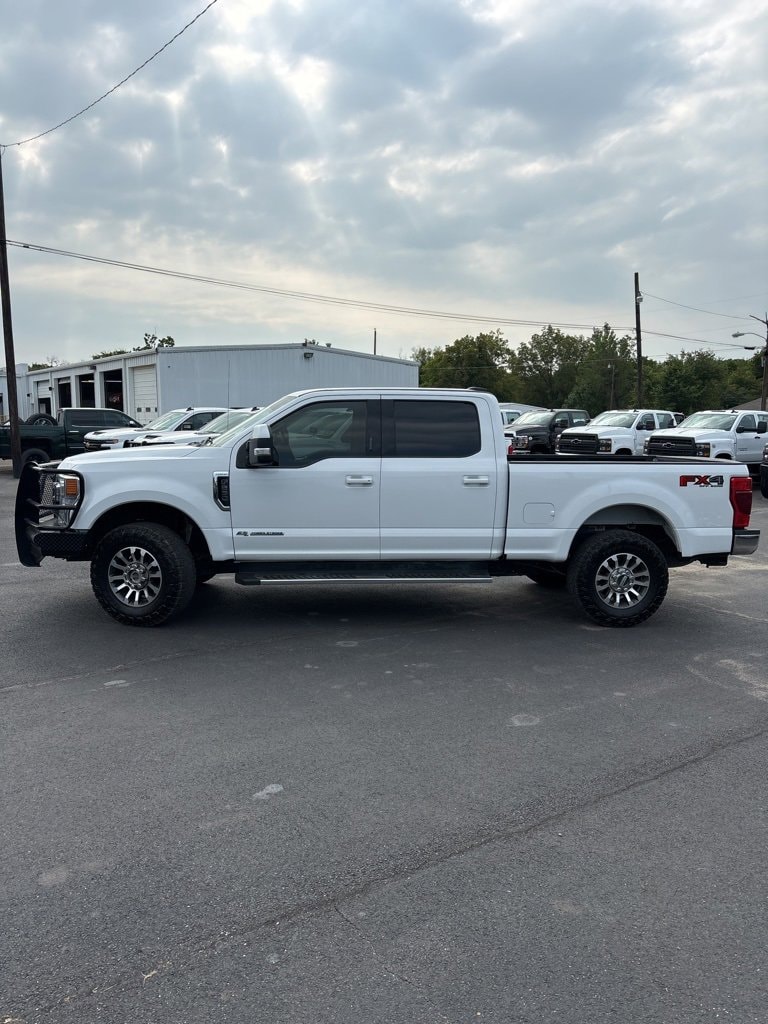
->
<box><xmin>652</xmin><ymin>427</ymin><xmax>733</xmax><ymax>441</ymax></box>
<box><xmin>59</xmin><ymin>445</ymin><xmax>204</xmax><ymax>470</ymax></box>
<box><xmin>560</xmin><ymin>425</ymin><xmax>632</xmax><ymax>438</ymax></box>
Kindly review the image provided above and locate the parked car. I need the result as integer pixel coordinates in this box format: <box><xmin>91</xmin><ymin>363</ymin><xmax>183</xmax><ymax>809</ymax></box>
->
<box><xmin>131</xmin><ymin>408</ymin><xmax>262</xmax><ymax>447</ymax></box>
<box><xmin>759</xmin><ymin>442</ymin><xmax>768</xmax><ymax>498</ymax></box>
<box><xmin>506</xmin><ymin>409</ymin><xmax>591</xmax><ymax>454</ymax></box>
<box><xmin>557</xmin><ymin>409</ymin><xmax>679</xmax><ymax>456</ymax></box>
<box><xmin>83</xmin><ymin>407</ymin><xmax>229</xmax><ymax>451</ymax></box>
<box><xmin>645</xmin><ymin>409</ymin><xmax>768</xmax><ymax>469</ymax></box>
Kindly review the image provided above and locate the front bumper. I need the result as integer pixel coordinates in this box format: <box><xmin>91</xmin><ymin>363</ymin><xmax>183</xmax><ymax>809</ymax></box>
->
<box><xmin>15</xmin><ymin>463</ymin><xmax>89</xmax><ymax>566</ymax></box>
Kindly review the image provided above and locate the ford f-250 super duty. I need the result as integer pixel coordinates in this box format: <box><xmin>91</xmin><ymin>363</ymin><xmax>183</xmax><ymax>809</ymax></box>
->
<box><xmin>15</xmin><ymin>388</ymin><xmax>759</xmax><ymax>629</ymax></box>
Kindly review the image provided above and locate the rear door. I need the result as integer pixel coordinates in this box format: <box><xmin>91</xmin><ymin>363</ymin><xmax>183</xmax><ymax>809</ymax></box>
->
<box><xmin>379</xmin><ymin>397</ymin><xmax>500</xmax><ymax>559</ymax></box>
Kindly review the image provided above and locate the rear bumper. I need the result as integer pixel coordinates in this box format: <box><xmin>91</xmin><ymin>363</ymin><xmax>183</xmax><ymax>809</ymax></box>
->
<box><xmin>732</xmin><ymin>529</ymin><xmax>760</xmax><ymax>556</ymax></box>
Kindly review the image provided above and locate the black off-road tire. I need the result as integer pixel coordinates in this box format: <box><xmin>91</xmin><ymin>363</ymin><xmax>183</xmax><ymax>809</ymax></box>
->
<box><xmin>760</xmin><ymin>469</ymin><xmax>768</xmax><ymax>499</ymax></box>
<box><xmin>25</xmin><ymin>413</ymin><xmax>56</xmax><ymax>425</ymax></box>
<box><xmin>21</xmin><ymin>447</ymin><xmax>51</xmax><ymax>467</ymax></box>
<box><xmin>566</xmin><ymin>530</ymin><xmax>668</xmax><ymax>627</ymax></box>
<box><xmin>90</xmin><ymin>523</ymin><xmax>196</xmax><ymax>626</ymax></box>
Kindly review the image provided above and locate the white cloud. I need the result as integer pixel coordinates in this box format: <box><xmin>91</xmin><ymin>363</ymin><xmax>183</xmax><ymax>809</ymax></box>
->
<box><xmin>0</xmin><ymin>0</ymin><xmax>765</xmax><ymax>367</ymax></box>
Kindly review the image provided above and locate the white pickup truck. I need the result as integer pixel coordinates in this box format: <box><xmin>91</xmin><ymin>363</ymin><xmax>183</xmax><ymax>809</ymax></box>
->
<box><xmin>645</xmin><ymin>409</ymin><xmax>768</xmax><ymax>468</ymax></box>
<box><xmin>15</xmin><ymin>388</ymin><xmax>759</xmax><ymax>629</ymax></box>
<box><xmin>557</xmin><ymin>408</ymin><xmax>679</xmax><ymax>456</ymax></box>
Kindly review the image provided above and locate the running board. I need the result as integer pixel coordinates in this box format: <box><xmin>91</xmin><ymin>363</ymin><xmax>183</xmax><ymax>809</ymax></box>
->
<box><xmin>235</xmin><ymin>560</ymin><xmax>492</xmax><ymax>586</ymax></box>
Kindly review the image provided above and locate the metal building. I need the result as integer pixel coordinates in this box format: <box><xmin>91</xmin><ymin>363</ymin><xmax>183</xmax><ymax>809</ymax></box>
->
<box><xmin>2</xmin><ymin>343</ymin><xmax>419</xmax><ymax>424</ymax></box>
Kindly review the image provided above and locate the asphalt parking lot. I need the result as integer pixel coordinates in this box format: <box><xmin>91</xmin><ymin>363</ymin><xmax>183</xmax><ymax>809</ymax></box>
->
<box><xmin>1</xmin><ymin>461</ymin><xmax>767</xmax><ymax>1024</ymax></box>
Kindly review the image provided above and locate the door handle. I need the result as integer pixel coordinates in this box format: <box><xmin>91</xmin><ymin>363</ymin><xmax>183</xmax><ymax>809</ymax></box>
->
<box><xmin>463</xmin><ymin>475</ymin><xmax>490</xmax><ymax>485</ymax></box>
<box><xmin>345</xmin><ymin>475</ymin><xmax>373</xmax><ymax>486</ymax></box>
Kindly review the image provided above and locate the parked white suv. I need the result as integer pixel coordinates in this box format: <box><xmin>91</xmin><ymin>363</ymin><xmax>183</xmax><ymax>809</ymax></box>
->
<box><xmin>645</xmin><ymin>409</ymin><xmax>768</xmax><ymax>467</ymax></box>
<box><xmin>557</xmin><ymin>409</ymin><xmax>678</xmax><ymax>456</ymax></box>
<box><xmin>84</xmin><ymin>407</ymin><xmax>229</xmax><ymax>450</ymax></box>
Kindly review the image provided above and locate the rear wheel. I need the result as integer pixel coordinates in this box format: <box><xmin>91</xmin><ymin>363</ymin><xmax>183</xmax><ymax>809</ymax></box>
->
<box><xmin>567</xmin><ymin>530</ymin><xmax>668</xmax><ymax>627</ymax></box>
<box><xmin>90</xmin><ymin>523</ymin><xmax>196</xmax><ymax>626</ymax></box>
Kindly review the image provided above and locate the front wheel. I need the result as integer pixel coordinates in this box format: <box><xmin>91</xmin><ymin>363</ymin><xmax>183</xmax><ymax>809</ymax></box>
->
<box><xmin>760</xmin><ymin>469</ymin><xmax>768</xmax><ymax>499</ymax></box>
<box><xmin>21</xmin><ymin>447</ymin><xmax>51</xmax><ymax>467</ymax></box>
<box><xmin>566</xmin><ymin>530</ymin><xmax>668</xmax><ymax>627</ymax></box>
<box><xmin>90</xmin><ymin>523</ymin><xmax>197</xmax><ymax>626</ymax></box>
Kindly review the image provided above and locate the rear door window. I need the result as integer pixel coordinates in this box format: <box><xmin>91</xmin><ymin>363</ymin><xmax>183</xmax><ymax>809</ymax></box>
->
<box><xmin>386</xmin><ymin>400</ymin><xmax>481</xmax><ymax>458</ymax></box>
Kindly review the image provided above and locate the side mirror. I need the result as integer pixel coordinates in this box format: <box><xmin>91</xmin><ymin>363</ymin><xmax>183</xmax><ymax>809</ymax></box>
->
<box><xmin>246</xmin><ymin>424</ymin><xmax>276</xmax><ymax>467</ymax></box>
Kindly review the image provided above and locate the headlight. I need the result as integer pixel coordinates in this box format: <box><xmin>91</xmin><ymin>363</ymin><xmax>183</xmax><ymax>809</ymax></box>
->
<box><xmin>695</xmin><ymin>442</ymin><xmax>711</xmax><ymax>457</ymax></box>
<box><xmin>598</xmin><ymin>439</ymin><xmax>613</xmax><ymax>452</ymax></box>
<box><xmin>643</xmin><ymin>439</ymin><xmax>650</xmax><ymax>453</ymax></box>
<box><xmin>50</xmin><ymin>473</ymin><xmax>81</xmax><ymax>527</ymax></box>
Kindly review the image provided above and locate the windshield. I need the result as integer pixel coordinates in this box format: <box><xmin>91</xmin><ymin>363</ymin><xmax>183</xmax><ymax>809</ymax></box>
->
<box><xmin>210</xmin><ymin>393</ymin><xmax>301</xmax><ymax>447</ymax></box>
<box><xmin>142</xmin><ymin>409</ymin><xmax>188</xmax><ymax>431</ymax></box>
<box><xmin>588</xmin><ymin>411</ymin><xmax>637</xmax><ymax>428</ymax></box>
<box><xmin>511</xmin><ymin>411</ymin><xmax>553</xmax><ymax>428</ymax></box>
<box><xmin>678</xmin><ymin>413</ymin><xmax>737</xmax><ymax>431</ymax></box>
<box><xmin>199</xmin><ymin>409</ymin><xmax>258</xmax><ymax>435</ymax></box>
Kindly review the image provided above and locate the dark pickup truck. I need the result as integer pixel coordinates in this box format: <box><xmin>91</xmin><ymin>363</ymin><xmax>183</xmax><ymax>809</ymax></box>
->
<box><xmin>0</xmin><ymin>408</ymin><xmax>143</xmax><ymax>467</ymax></box>
<box><xmin>505</xmin><ymin>408</ymin><xmax>591</xmax><ymax>454</ymax></box>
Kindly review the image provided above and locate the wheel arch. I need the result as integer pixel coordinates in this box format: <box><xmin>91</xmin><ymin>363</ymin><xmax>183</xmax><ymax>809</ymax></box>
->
<box><xmin>89</xmin><ymin>502</ymin><xmax>212</xmax><ymax>563</ymax></box>
<box><xmin>570</xmin><ymin>504</ymin><xmax>680</xmax><ymax>561</ymax></box>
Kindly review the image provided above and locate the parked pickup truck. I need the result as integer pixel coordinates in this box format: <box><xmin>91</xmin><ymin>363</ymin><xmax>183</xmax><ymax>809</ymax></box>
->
<box><xmin>1</xmin><ymin>407</ymin><xmax>143</xmax><ymax>467</ymax></box>
<box><xmin>644</xmin><ymin>409</ymin><xmax>768</xmax><ymax>469</ymax></box>
<box><xmin>15</xmin><ymin>388</ymin><xmax>759</xmax><ymax>629</ymax></box>
<box><xmin>506</xmin><ymin>408</ymin><xmax>591</xmax><ymax>454</ymax></box>
<box><xmin>557</xmin><ymin>409</ymin><xmax>679</xmax><ymax>456</ymax></box>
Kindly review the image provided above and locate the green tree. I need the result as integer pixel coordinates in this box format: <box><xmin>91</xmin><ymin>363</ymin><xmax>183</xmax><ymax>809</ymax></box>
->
<box><xmin>516</xmin><ymin>326</ymin><xmax>586</xmax><ymax>406</ymax></box>
<box><xmin>90</xmin><ymin>349</ymin><xmax>129</xmax><ymax>359</ymax></box>
<box><xmin>654</xmin><ymin>351</ymin><xmax>728</xmax><ymax>413</ymax></box>
<box><xmin>568</xmin><ymin>326</ymin><xmax>637</xmax><ymax>414</ymax></box>
<box><xmin>134</xmin><ymin>333</ymin><xmax>175</xmax><ymax>351</ymax></box>
<box><xmin>414</xmin><ymin>331</ymin><xmax>522</xmax><ymax>399</ymax></box>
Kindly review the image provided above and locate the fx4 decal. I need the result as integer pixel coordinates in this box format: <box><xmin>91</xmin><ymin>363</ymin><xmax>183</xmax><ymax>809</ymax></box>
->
<box><xmin>679</xmin><ymin>474</ymin><xmax>724</xmax><ymax>488</ymax></box>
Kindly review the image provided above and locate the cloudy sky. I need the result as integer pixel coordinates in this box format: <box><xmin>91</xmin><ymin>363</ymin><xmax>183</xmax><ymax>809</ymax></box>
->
<box><xmin>1</xmin><ymin>0</ymin><xmax>766</xmax><ymax>368</ymax></box>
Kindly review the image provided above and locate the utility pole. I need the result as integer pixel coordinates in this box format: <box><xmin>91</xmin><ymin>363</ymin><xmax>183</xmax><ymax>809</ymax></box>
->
<box><xmin>0</xmin><ymin>148</ymin><xmax>22</xmax><ymax>477</ymax></box>
<box><xmin>373</xmin><ymin>328</ymin><xmax>377</xmax><ymax>356</ymax></box>
<box><xmin>755</xmin><ymin>313</ymin><xmax>768</xmax><ymax>412</ymax></box>
<box><xmin>733</xmin><ymin>313</ymin><xmax>768</xmax><ymax>411</ymax></box>
<box><xmin>634</xmin><ymin>271</ymin><xmax>643</xmax><ymax>406</ymax></box>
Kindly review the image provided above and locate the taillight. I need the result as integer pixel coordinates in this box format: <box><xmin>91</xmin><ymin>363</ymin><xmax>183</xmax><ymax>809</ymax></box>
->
<box><xmin>730</xmin><ymin>476</ymin><xmax>752</xmax><ymax>528</ymax></box>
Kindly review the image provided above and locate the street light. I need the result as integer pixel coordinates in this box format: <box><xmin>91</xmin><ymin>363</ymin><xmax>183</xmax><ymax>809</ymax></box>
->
<box><xmin>732</xmin><ymin>313</ymin><xmax>768</xmax><ymax>411</ymax></box>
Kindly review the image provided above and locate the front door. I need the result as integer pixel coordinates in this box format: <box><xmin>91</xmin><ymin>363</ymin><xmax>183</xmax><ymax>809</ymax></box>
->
<box><xmin>735</xmin><ymin>413</ymin><xmax>768</xmax><ymax>462</ymax></box>
<box><xmin>379</xmin><ymin>398</ymin><xmax>500</xmax><ymax>559</ymax></box>
<box><xmin>229</xmin><ymin>399</ymin><xmax>381</xmax><ymax>561</ymax></box>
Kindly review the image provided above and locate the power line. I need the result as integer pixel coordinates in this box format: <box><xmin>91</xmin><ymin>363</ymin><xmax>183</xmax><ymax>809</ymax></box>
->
<box><xmin>0</xmin><ymin>0</ymin><xmax>220</xmax><ymax>149</ymax></box>
<box><xmin>6</xmin><ymin>238</ymin><xmax>758</xmax><ymax>355</ymax></box>
<box><xmin>4</xmin><ymin>239</ymin><xmax>608</xmax><ymax>330</ymax></box>
<box><xmin>641</xmin><ymin>291</ymin><xmax>751</xmax><ymax>321</ymax></box>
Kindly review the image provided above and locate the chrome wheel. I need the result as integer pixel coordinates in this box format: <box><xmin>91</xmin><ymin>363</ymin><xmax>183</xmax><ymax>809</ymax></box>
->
<box><xmin>108</xmin><ymin>545</ymin><xmax>163</xmax><ymax>607</ymax></box>
<box><xmin>594</xmin><ymin>552</ymin><xmax>650</xmax><ymax>608</ymax></box>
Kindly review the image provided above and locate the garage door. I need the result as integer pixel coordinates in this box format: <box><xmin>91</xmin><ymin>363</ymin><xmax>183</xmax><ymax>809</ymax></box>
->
<box><xmin>131</xmin><ymin>366</ymin><xmax>158</xmax><ymax>424</ymax></box>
